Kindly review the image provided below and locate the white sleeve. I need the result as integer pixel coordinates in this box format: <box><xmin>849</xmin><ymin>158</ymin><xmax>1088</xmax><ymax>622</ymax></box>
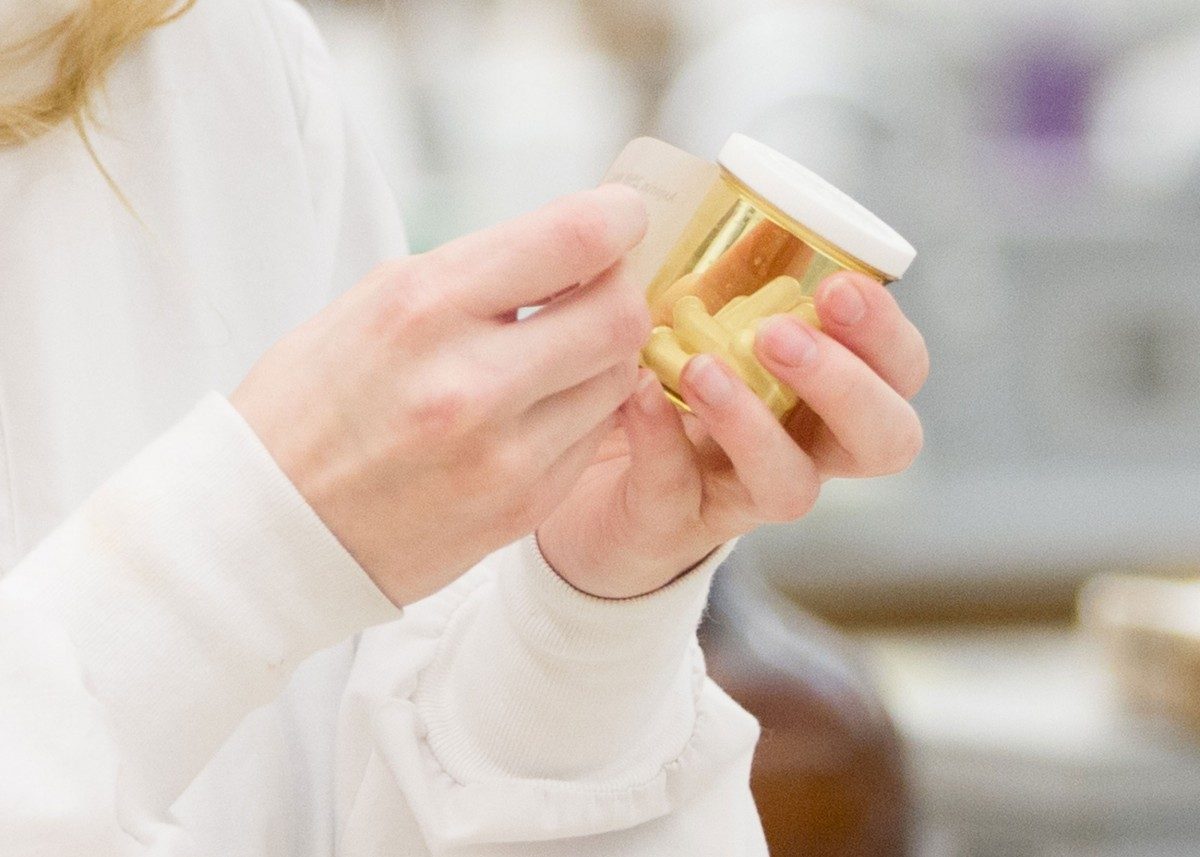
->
<box><xmin>0</xmin><ymin>394</ymin><xmax>401</xmax><ymax>856</ymax></box>
<box><xmin>262</xmin><ymin>0</ymin><xmax>411</xmax><ymax>295</ymax></box>
<box><xmin>0</xmin><ymin>398</ymin><xmax>766</xmax><ymax>857</ymax></box>
<box><xmin>325</xmin><ymin>538</ymin><xmax>769</xmax><ymax>855</ymax></box>
<box><xmin>155</xmin><ymin>8</ymin><xmax>765</xmax><ymax>855</ymax></box>
<box><xmin>168</xmin><ymin>535</ymin><xmax>768</xmax><ymax>857</ymax></box>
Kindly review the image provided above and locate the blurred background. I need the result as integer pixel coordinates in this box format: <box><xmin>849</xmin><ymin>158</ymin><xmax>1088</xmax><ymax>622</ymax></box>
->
<box><xmin>305</xmin><ymin>1</ymin><xmax>1200</xmax><ymax>854</ymax></box>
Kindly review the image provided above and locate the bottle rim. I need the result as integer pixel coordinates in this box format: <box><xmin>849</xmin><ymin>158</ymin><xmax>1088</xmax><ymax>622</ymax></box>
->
<box><xmin>717</xmin><ymin>133</ymin><xmax>916</xmax><ymax>280</ymax></box>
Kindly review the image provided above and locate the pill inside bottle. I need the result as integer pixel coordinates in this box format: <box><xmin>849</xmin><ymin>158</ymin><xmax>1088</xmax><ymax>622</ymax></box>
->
<box><xmin>607</xmin><ymin>134</ymin><xmax>916</xmax><ymax>421</ymax></box>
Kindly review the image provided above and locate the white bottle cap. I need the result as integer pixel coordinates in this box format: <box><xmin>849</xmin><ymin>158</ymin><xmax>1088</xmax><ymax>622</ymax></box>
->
<box><xmin>717</xmin><ymin>133</ymin><xmax>916</xmax><ymax>280</ymax></box>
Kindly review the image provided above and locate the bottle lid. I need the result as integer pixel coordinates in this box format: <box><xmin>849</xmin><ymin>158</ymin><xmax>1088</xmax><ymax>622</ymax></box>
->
<box><xmin>717</xmin><ymin>133</ymin><xmax>916</xmax><ymax>280</ymax></box>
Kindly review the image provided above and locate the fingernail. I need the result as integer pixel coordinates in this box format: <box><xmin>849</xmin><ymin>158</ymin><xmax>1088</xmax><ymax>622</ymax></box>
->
<box><xmin>636</xmin><ymin>371</ymin><xmax>662</xmax><ymax>415</ymax></box>
<box><xmin>760</xmin><ymin>317</ymin><xmax>819</xmax><ymax>368</ymax></box>
<box><xmin>685</xmin><ymin>354</ymin><xmax>735</xmax><ymax>407</ymax></box>
<box><xmin>822</xmin><ymin>276</ymin><xmax>866</xmax><ymax>326</ymax></box>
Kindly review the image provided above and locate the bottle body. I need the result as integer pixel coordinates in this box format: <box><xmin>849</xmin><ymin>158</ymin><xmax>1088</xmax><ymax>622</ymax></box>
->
<box><xmin>642</xmin><ymin>170</ymin><xmax>886</xmax><ymax>418</ymax></box>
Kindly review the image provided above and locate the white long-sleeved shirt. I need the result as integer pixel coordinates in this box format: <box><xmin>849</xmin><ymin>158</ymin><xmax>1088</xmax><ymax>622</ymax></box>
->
<box><xmin>0</xmin><ymin>1</ymin><xmax>766</xmax><ymax>854</ymax></box>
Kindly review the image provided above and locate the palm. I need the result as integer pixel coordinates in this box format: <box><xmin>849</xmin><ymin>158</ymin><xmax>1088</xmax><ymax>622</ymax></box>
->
<box><xmin>542</xmin><ymin>426</ymin><xmax>640</xmax><ymax>548</ymax></box>
<box><xmin>541</xmin><ymin>412</ymin><xmax>739</xmax><ymax>559</ymax></box>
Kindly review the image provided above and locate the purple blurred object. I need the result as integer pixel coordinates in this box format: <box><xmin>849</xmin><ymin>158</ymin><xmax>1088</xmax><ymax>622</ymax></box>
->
<box><xmin>1013</xmin><ymin>41</ymin><xmax>1096</xmax><ymax>141</ymax></box>
<box><xmin>990</xmin><ymin>33</ymin><xmax>1102</xmax><ymax>196</ymax></box>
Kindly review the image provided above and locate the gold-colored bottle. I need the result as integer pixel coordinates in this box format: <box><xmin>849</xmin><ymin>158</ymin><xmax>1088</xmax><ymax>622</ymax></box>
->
<box><xmin>605</xmin><ymin>134</ymin><xmax>915</xmax><ymax>420</ymax></box>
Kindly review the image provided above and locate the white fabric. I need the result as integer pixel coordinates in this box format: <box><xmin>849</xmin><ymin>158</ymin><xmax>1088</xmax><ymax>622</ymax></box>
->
<box><xmin>0</xmin><ymin>0</ymin><xmax>405</xmax><ymax>565</ymax></box>
<box><xmin>0</xmin><ymin>0</ymin><xmax>766</xmax><ymax>854</ymax></box>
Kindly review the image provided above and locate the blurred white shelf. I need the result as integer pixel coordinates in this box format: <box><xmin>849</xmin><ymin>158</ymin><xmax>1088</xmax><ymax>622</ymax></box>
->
<box><xmin>748</xmin><ymin>466</ymin><xmax>1200</xmax><ymax>594</ymax></box>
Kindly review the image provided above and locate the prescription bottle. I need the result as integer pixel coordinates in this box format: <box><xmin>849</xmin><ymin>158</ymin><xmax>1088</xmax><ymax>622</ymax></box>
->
<box><xmin>604</xmin><ymin>134</ymin><xmax>916</xmax><ymax>419</ymax></box>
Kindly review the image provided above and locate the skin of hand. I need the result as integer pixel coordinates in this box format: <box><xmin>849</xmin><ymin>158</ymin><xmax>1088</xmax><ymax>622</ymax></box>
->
<box><xmin>537</xmin><ymin>271</ymin><xmax>930</xmax><ymax>599</ymax></box>
<box><xmin>231</xmin><ymin>185</ymin><xmax>651</xmax><ymax>607</ymax></box>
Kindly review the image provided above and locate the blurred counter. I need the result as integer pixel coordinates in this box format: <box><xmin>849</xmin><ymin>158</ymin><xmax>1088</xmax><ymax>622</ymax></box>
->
<box><xmin>861</xmin><ymin>627</ymin><xmax>1200</xmax><ymax>856</ymax></box>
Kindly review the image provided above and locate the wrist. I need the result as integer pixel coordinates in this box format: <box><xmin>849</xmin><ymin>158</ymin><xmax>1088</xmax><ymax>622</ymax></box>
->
<box><xmin>534</xmin><ymin>526</ymin><xmax>722</xmax><ymax>600</ymax></box>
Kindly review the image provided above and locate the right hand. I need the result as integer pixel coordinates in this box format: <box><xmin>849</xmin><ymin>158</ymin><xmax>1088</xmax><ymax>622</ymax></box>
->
<box><xmin>231</xmin><ymin>186</ymin><xmax>650</xmax><ymax>606</ymax></box>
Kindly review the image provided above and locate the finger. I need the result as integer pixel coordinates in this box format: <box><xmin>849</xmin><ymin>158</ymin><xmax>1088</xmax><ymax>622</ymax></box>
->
<box><xmin>813</xmin><ymin>272</ymin><xmax>929</xmax><ymax>399</ymax></box>
<box><xmin>534</xmin><ymin>415</ymin><xmax>619</xmax><ymax>523</ymax></box>
<box><xmin>492</xmin><ymin>262</ymin><xmax>650</xmax><ymax>407</ymax></box>
<box><xmin>421</xmin><ymin>184</ymin><xmax>648</xmax><ymax>317</ymax></box>
<box><xmin>755</xmin><ymin>316</ymin><xmax>924</xmax><ymax>477</ymax></box>
<box><xmin>521</xmin><ymin>359</ymin><xmax>639</xmax><ymax>459</ymax></box>
<box><xmin>621</xmin><ymin>370</ymin><xmax>703</xmax><ymax>520</ymax></box>
<box><xmin>678</xmin><ymin>354</ymin><xmax>822</xmax><ymax>523</ymax></box>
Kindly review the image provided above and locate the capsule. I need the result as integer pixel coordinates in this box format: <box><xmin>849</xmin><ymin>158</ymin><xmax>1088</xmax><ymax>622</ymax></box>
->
<box><xmin>788</xmin><ymin>301</ymin><xmax>821</xmax><ymax>329</ymax></box>
<box><xmin>764</xmin><ymin>384</ymin><xmax>800</xmax><ymax>420</ymax></box>
<box><xmin>732</xmin><ymin>326</ymin><xmax>799</xmax><ymax>418</ymax></box>
<box><xmin>650</xmin><ymin>271</ymin><xmax>702</xmax><ymax>326</ymax></box>
<box><xmin>605</xmin><ymin>134</ymin><xmax>917</xmax><ymax>422</ymax></box>
<box><xmin>729</xmin><ymin>327</ymin><xmax>778</xmax><ymax>399</ymax></box>
<box><xmin>715</xmin><ymin>275</ymin><xmax>805</xmax><ymax>333</ymax></box>
<box><xmin>672</xmin><ymin>295</ymin><xmax>731</xmax><ymax>355</ymax></box>
<box><xmin>640</xmin><ymin>326</ymin><xmax>692</xmax><ymax>393</ymax></box>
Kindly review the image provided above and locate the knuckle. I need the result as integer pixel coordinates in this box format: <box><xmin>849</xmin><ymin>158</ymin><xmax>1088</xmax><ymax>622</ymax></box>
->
<box><xmin>471</xmin><ymin>360</ymin><xmax>517</xmax><ymax>416</ymax></box>
<box><xmin>376</xmin><ymin>258</ymin><xmax>443</xmax><ymax>334</ymax></box>
<box><xmin>407</xmin><ymin>379</ymin><xmax>477</xmax><ymax>440</ymax></box>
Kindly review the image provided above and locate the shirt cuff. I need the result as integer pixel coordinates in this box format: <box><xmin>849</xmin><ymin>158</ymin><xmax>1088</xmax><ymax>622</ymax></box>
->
<box><xmin>512</xmin><ymin>533</ymin><xmax>737</xmax><ymax>665</ymax></box>
<box><xmin>416</xmin><ymin>533</ymin><xmax>737</xmax><ymax>785</ymax></box>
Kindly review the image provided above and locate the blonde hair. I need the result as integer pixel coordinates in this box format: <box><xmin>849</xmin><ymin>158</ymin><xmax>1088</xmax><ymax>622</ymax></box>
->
<box><xmin>0</xmin><ymin>0</ymin><xmax>196</xmax><ymax>146</ymax></box>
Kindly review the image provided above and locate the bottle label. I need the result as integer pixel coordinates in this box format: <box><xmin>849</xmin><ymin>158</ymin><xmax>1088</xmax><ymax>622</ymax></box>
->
<box><xmin>602</xmin><ymin>137</ymin><xmax>722</xmax><ymax>297</ymax></box>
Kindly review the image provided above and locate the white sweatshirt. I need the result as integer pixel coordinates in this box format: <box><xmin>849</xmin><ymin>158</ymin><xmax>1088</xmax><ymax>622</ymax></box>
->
<box><xmin>0</xmin><ymin>1</ymin><xmax>766</xmax><ymax>854</ymax></box>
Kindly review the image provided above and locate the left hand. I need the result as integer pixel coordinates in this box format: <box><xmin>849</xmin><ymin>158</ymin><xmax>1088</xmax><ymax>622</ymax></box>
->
<box><xmin>536</xmin><ymin>271</ymin><xmax>930</xmax><ymax>599</ymax></box>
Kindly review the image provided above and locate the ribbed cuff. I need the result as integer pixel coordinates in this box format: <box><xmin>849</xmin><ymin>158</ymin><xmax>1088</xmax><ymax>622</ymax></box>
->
<box><xmin>416</xmin><ymin>534</ymin><xmax>737</xmax><ymax>784</ymax></box>
<box><xmin>509</xmin><ymin>534</ymin><xmax>736</xmax><ymax>666</ymax></box>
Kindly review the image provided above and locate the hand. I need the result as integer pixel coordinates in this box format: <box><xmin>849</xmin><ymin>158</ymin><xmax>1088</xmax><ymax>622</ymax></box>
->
<box><xmin>537</xmin><ymin>271</ymin><xmax>929</xmax><ymax>599</ymax></box>
<box><xmin>232</xmin><ymin>186</ymin><xmax>651</xmax><ymax>606</ymax></box>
